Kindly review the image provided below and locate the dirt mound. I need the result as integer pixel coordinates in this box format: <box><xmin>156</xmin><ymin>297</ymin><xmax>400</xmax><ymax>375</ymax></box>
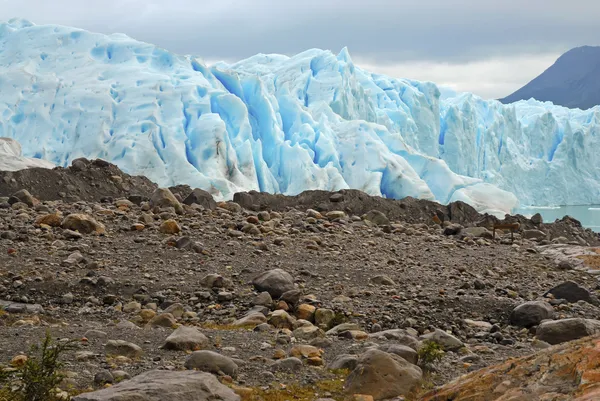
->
<box><xmin>0</xmin><ymin>158</ymin><xmax>157</xmax><ymax>202</ymax></box>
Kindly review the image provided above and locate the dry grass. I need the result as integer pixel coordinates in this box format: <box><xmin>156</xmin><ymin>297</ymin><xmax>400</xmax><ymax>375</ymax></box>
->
<box><xmin>236</xmin><ymin>371</ymin><xmax>349</xmax><ymax>401</ymax></box>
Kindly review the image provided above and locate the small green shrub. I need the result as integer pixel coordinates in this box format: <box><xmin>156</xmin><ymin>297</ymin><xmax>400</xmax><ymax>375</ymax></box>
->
<box><xmin>417</xmin><ymin>340</ymin><xmax>445</xmax><ymax>370</ymax></box>
<box><xmin>0</xmin><ymin>331</ymin><xmax>77</xmax><ymax>401</ymax></box>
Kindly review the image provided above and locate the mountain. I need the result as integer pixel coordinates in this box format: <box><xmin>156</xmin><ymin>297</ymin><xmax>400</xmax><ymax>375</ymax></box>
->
<box><xmin>0</xmin><ymin>19</ymin><xmax>599</xmax><ymax>214</ymax></box>
<box><xmin>500</xmin><ymin>46</ymin><xmax>600</xmax><ymax>110</ymax></box>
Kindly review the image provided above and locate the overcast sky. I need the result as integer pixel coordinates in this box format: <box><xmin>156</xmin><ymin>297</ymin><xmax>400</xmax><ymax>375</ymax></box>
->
<box><xmin>1</xmin><ymin>0</ymin><xmax>599</xmax><ymax>99</ymax></box>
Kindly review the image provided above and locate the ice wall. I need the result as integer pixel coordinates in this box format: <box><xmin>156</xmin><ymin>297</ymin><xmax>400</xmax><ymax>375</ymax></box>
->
<box><xmin>0</xmin><ymin>19</ymin><xmax>597</xmax><ymax>213</ymax></box>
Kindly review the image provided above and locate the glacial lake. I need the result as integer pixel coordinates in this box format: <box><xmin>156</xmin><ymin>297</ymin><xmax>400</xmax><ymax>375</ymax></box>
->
<box><xmin>513</xmin><ymin>205</ymin><xmax>600</xmax><ymax>232</ymax></box>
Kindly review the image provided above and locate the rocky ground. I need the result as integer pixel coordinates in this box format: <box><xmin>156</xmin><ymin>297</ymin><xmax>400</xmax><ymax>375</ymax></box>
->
<box><xmin>1</xmin><ymin>159</ymin><xmax>600</xmax><ymax>401</ymax></box>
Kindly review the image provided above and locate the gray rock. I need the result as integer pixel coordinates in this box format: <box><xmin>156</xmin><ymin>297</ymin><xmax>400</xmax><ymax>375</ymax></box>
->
<box><xmin>462</xmin><ymin>227</ymin><xmax>493</xmax><ymax>239</ymax></box>
<box><xmin>344</xmin><ymin>349</ymin><xmax>422</xmax><ymax>400</ymax></box>
<box><xmin>252</xmin><ymin>292</ymin><xmax>273</xmax><ymax>307</ymax></box>
<box><xmin>94</xmin><ymin>370</ymin><xmax>114</xmax><ymax>385</ymax></box>
<box><xmin>270</xmin><ymin>357</ymin><xmax>303</xmax><ymax>372</ymax></box>
<box><xmin>510</xmin><ymin>301</ymin><xmax>555</xmax><ymax>328</ymax></box>
<box><xmin>371</xmin><ymin>275</ymin><xmax>396</xmax><ymax>286</ymax></box>
<box><xmin>536</xmin><ymin>318</ymin><xmax>600</xmax><ymax>345</ymax></box>
<box><xmin>522</xmin><ymin>229</ymin><xmax>547</xmax><ymax>240</ymax></box>
<box><xmin>252</xmin><ymin>269</ymin><xmax>295</xmax><ymax>298</ymax></box>
<box><xmin>105</xmin><ymin>340</ymin><xmax>143</xmax><ymax>358</ymax></box>
<box><xmin>184</xmin><ymin>350</ymin><xmax>238</xmax><ymax>377</ymax></box>
<box><xmin>420</xmin><ymin>329</ymin><xmax>463</xmax><ymax>351</ymax></box>
<box><xmin>10</xmin><ymin>189</ymin><xmax>36</xmax><ymax>207</ymax></box>
<box><xmin>328</xmin><ymin>354</ymin><xmax>359</xmax><ymax>371</ymax></box>
<box><xmin>162</xmin><ymin>326</ymin><xmax>209</xmax><ymax>351</ymax></box>
<box><xmin>183</xmin><ymin>188</ymin><xmax>216</xmax><ymax>210</ymax></box>
<box><xmin>365</xmin><ymin>210</ymin><xmax>390</xmax><ymax>226</ymax></box>
<box><xmin>326</xmin><ymin>323</ymin><xmax>361</xmax><ymax>336</ymax></box>
<box><xmin>376</xmin><ymin>344</ymin><xmax>418</xmax><ymax>365</ymax></box>
<box><xmin>369</xmin><ymin>329</ymin><xmax>420</xmax><ymax>351</ymax></box>
<box><xmin>544</xmin><ymin>281</ymin><xmax>598</xmax><ymax>305</ymax></box>
<box><xmin>443</xmin><ymin>224</ymin><xmax>463</xmax><ymax>236</ymax></box>
<box><xmin>531</xmin><ymin>213</ymin><xmax>543</xmax><ymax>225</ymax></box>
<box><xmin>72</xmin><ymin>370</ymin><xmax>240</xmax><ymax>401</ymax></box>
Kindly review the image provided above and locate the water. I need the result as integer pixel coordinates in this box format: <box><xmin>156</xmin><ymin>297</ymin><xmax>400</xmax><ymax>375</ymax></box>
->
<box><xmin>513</xmin><ymin>205</ymin><xmax>600</xmax><ymax>232</ymax></box>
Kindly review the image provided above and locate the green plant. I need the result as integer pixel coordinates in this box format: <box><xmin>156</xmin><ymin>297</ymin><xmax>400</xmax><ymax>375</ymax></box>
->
<box><xmin>417</xmin><ymin>340</ymin><xmax>445</xmax><ymax>370</ymax></box>
<box><xmin>0</xmin><ymin>331</ymin><xmax>77</xmax><ymax>401</ymax></box>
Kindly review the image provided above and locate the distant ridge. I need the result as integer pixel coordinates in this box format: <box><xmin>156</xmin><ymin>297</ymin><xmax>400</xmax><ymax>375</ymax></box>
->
<box><xmin>500</xmin><ymin>46</ymin><xmax>600</xmax><ymax>110</ymax></box>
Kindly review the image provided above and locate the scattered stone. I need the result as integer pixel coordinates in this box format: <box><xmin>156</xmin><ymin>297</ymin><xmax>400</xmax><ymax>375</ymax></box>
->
<box><xmin>270</xmin><ymin>357</ymin><xmax>303</xmax><ymax>372</ymax></box>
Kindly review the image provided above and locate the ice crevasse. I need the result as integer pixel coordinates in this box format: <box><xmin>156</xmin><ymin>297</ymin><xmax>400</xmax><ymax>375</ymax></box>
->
<box><xmin>0</xmin><ymin>19</ymin><xmax>598</xmax><ymax>216</ymax></box>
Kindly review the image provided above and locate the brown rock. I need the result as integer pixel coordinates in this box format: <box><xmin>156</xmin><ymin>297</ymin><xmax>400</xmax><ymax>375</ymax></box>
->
<box><xmin>296</xmin><ymin>304</ymin><xmax>316</xmax><ymax>321</ymax></box>
<box><xmin>159</xmin><ymin>220</ymin><xmax>181</xmax><ymax>234</ymax></box>
<box><xmin>35</xmin><ymin>213</ymin><xmax>62</xmax><ymax>227</ymax></box>
<box><xmin>62</xmin><ymin>214</ymin><xmax>106</xmax><ymax>234</ymax></box>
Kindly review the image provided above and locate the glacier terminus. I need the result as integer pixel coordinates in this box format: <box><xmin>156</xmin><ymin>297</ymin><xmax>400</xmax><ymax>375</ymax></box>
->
<box><xmin>1</xmin><ymin>19</ymin><xmax>599</xmax><ymax>216</ymax></box>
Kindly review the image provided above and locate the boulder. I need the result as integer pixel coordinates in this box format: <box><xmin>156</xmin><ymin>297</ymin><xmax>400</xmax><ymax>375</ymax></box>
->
<box><xmin>252</xmin><ymin>269</ymin><xmax>295</xmax><ymax>298</ymax></box>
<box><xmin>10</xmin><ymin>189</ymin><xmax>37</xmax><ymax>207</ymax></box>
<box><xmin>510</xmin><ymin>301</ymin><xmax>555</xmax><ymax>328</ymax></box>
<box><xmin>184</xmin><ymin>350</ymin><xmax>238</xmax><ymax>377</ymax></box>
<box><xmin>61</xmin><ymin>214</ymin><xmax>106</xmax><ymax>234</ymax></box>
<box><xmin>162</xmin><ymin>326</ymin><xmax>209</xmax><ymax>351</ymax></box>
<box><xmin>183</xmin><ymin>188</ymin><xmax>216</xmax><ymax>210</ymax></box>
<box><xmin>344</xmin><ymin>349</ymin><xmax>422</xmax><ymax>400</ymax></box>
<box><xmin>364</xmin><ymin>210</ymin><xmax>390</xmax><ymax>226</ymax></box>
<box><xmin>522</xmin><ymin>229</ymin><xmax>546</xmax><ymax>241</ymax></box>
<box><xmin>420</xmin><ymin>329</ymin><xmax>463</xmax><ymax>351</ymax></box>
<box><xmin>544</xmin><ymin>281</ymin><xmax>598</xmax><ymax>305</ymax></box>
<box><xmin>536</xmin><ymin>318</ymin><xmax>600</xmax><ymax>345</ymax></box>
<box><xmin>376</xmin><ymin>344</ymin><xmax>418</xmax><ymax>365</ymax></box>
<box><xmin>369</xmin><ymin>329</ymin><xmax>420</xmax><ymax>350</ymax></box>
<box><xmin>105</xmin><ymin>340</ymin><xmax>143</xmax><ymax>358</ymax></box>
<box><xmin>150</xmin><ymin>188</ymin><xmax>184</xmax><ymax>214</ymax></box>
<box><xmin>420</xmin><ymin>334</ymin><xmax>600</xmax><ymax>401</ymax></box>
<box><xmin>72</xmin><ymin>370</ymin><xmax>240</xmax><ymax>401</ymax></box>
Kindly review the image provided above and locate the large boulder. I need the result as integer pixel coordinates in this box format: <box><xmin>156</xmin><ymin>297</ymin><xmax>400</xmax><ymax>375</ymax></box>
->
<box><xmin>510</xmin><ymin>301</ymin><xmax>555</xmax><ymax>328</ymax></box>
<box><xmin>10</xmin><ymin>189</ymin><xmax>38</xmax><ymax>207</ymax></box>
<box><xmin>61</xmin><ymin>214</ymin><xmax>106</xmax><ymax>234</ymax></box>
<box><xmin>344</xmin><ymin>349</ymin><xmax>422</xmax><ymax>400</ymax></box>
<box><xmin>162</xmin><ymin>326</ymin><xmax>209</xmax><ymax>351</ymax></box>
<box><xmin>544</xmin><ymin>281</ymin><xmax>598</xmax><ymax>305</ymax></box>
<box><xmin>536</xmin><ymin>318</ymin><xmax>600</xmax><ymax>345</ymax></box>
<box><xmin>150</xmin><ymin>188</ymin><xmax>184</xmax><ymax>214</ymax></box>
<box><xmin>184</xmin><ymin>350</ymin><xmax>238</xmax><ymax>377</ymax></box>
<box><xmin>72</xmin><ymin>370</ymin><xmax>240</xmax><ymax>401</ymax></box>
<box><xmin>421</xmin><ymin>334</ymin><xmax>600</xmax><ymax>401</ymax></box>
<box><xmin>183</xmin><ymin>188</ymin><xmax>216</xmax><ymax>210</ymax></box>
<box><xmin>252</xmin><ymin>269</ymin><xmax>295</xmax><ymax>298</ymax></box>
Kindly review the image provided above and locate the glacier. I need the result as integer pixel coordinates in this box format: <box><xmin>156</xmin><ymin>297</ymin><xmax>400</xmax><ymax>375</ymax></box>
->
<box><xmin>0</xmin><ymin>19</ymin><xmax>598</xmax><ymax>215</ymax></box>
<box><xmin>0</xmin><ymin>137</ymin><xmax>55</xmax><ymax>171</ymax></box>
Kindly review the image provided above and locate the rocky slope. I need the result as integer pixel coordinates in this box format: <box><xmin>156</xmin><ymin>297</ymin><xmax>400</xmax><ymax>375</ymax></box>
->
<box><xmin>1</xmin><ymin>159</ymin><xmax>600</xmax><ymax>400</ymax></box>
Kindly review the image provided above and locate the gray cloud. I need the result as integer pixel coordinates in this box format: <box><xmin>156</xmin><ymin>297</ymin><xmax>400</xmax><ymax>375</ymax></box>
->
<box><xmin>1</xmin><ymin>0</ymin><xmax>598</xmax><ymax>97</ymax></box>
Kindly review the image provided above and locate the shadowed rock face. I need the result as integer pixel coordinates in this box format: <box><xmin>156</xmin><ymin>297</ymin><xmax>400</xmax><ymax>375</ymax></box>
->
<box><xmin>421</xmin><ymin>334</ymin><xmax>600</xmax><ymax>401</ymax></box>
